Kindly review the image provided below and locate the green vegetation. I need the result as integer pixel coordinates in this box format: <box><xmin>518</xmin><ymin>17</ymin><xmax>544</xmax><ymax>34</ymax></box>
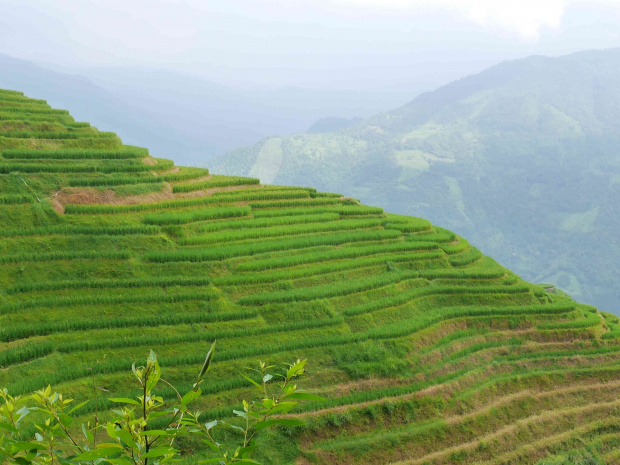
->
<box><xmin>2</xmin><ymin>147</ymin><xmax>148</xmax><ymax>159</ymax></box>
<box><xmin>0</xmin><ymin>194</ymin><xmax>33</xmax><ymax>204</ymax></box>
<box><xmin>172</xmin><ymin>175</ymin><xmax>260</xmax><ymax>193</ymax></box>
<box><xmin>1</xmin><ymin>350</ymin><xmax>320</xmax><ymax>465</ymax></box>
<box><xmin>0</xmin><ymin>91</ymin><xmax>618</xmax><ymax>465</ymax></box>
<box><xmin>0</xmin><ymin>159</ymin><xmax>173</xmax><ymax>174</ymax></box>
<box><xmin>142</xmin><ymin>206</ymin><xmax>251</xmax><ymax>225</ymax></box>
<box><xmin>68</xmin><ymin>167</ymin><xmax>210</xmax><ymax>187</ymax></box>
<box><xmin>211</xmin><ymin>49</ymin><xmax>620</xmax><ymax>315</ymax></box>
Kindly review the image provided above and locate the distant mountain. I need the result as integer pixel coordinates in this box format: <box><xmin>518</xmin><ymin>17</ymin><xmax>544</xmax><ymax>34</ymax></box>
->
<box><xmin>0</xmin><ymin>54</ymin><xmax>220</xmax><ymax>163</ymax></box>
<box><xmin>78</xmin><ymin>67</ymin><xmax>408</xmax><ymax>160</ymax></box>
<box><xmin>212</xmin><ymin>49</ymin><xmax>620</xmax><ymax>314</ymax></box>
<box><xmin>2</xmin><ymin>54</ymin><xmax>421</xmax><ymax>165</ymax></box>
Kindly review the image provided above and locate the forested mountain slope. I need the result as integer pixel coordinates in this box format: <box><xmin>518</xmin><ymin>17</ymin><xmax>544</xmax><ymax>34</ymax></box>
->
<box><xmin>212</xmin><ymin>49</ymin><xmax>620</xmax><ymax>315</ymax></box>
<box><xmin>1</xmin><ymin>90</ymin><xmax>620</xmax><ymax>464</ymax></box>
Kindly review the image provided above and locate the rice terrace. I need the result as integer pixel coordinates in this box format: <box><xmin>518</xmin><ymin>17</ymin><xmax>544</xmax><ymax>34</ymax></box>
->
<box><xmin>1</xmin><ymin>89</ymin><xmax>620</xmax><ymax>464</ymax></box>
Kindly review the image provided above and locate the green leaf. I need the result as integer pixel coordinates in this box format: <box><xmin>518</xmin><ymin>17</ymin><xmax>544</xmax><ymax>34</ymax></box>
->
<box><xmin>198</xmin><ymin>341</ymin><xmax>216</xmax><ymax>381</ymax></box>
<box><xmin>139</xmin><ymin>430</ymin><xmax>170</xmax><ymax>437</ymax></box>
<box><xmin>254</xmin><ymin>419</ymin><xmax>305</xmax><ymax>430</ymax></box>
<box><xmin>108</xmin><ymin>398</ymin><xmax>141</xmax><ymax>405</ymax></box>
<box><xmin>68</xmin><ymin>400</ymin><xmax>90</xmax><ymax>415</ymax></box>
<box><xmin>204</xmin><ymin>420</ymin><xmax>217</xmax><ymax>430</ymax></box>
<box><xmin>181</xmin><ymin>390</ymin><xmax>200</xmax><ymax>407</ymax></box>
<box><xmin>201</xmin><ymin>439</ymin><xmax>220</xmax><ymax>452</ymax></box>
<box><xmin>227</xmin><ymin>423</ymin><xmax>245</xmax><ymax>432</ymax></box>
<box><xmin>73</xmin><ymin>446</ymin><xmax>123</xmax><ymax>461</ymax></box>
<box><xmin>23</xmin><ymin>450</ymin><xmax>39</xmax><ymax>462</ymax></box>
<box><xmin>10</xmin><ymin>442</ymin><xmax>46</xmax><ymax>452</ymax></box>
<box><xmin>233</xmin><ymin>409</ymin><xmax>248</xmax><ymax>419</ymax></box>
<box><xmin>286</xmin><ymin>360</ymin><xmax>306</xmax><ymax>379</ymax></box>
<box><xmin>15</xmin><ymin>406</ymin><xmax>30</xmax><ymax>422</ymax></box>
<box><xmin>106</xmin><ymin>422</ymin><xmax>119</xmax><ymax>439</ymax></box>
<box><xmin>105</xmin><ymin>458</ymin><xmax>134</xmax><ymax>465</ymax></box>
<box><xmin>142</xmin><ymin>447</ymin><xmax>176</xmax><ymax>458</ymax></box>
<box><xmin>145</xmin><ymin>361</ymin><xmax>161</xmax><ymax>392</ymax></box>
<box><xmin>97</xmin><ymin>442</ymin><xmax>124</xmax><ymax>448</ymax></box>
<box><xmin>241</xmin><ymin>374</ymin><xmax>261</xmax><ymax>389</ymax></box>
<box><xmin>0</xmin><ymin>422</ymin><xmax>18</xmax><ymax>432</ymax></box>
<box><xmin>267</xmin><ymin>401</ymin><xmax>297</xmax><ymax>415</ymax></box>
<box><xmin>238</xmin><ymin>443</ymin><xmax>257</xmax><ymax>458</ymax></box>
<box><xmin>115</xmin><ymin>429</ymin><xmax>138</xmax><ymax>449</ymax></box>
<box><xmin>12</xmin><ymin>458</ymin><xmax>32</xmax><ymax>465</ymax></box>
<box><xmin>59</xmin><ymin>414</ymin><xmax>73</xmax><ymax>428</ymax></box>
<box><xmin>82</xmin><ymin>423</ymin><xmax>95</xmax><ymax>443</ymax></box>
<box><xmin>282</xmin><ymin>392</ymin><xmax>326</xmax><ymax>402</ymax></box>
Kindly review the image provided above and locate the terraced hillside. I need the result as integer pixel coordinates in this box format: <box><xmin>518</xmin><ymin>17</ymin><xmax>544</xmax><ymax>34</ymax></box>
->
<box><xmin>1</xmin><ymin>89</ymin><xmax>620</xmax><ymax>464</ymax></box>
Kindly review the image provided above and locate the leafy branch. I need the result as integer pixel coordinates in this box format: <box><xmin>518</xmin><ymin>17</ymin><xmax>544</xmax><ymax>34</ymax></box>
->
<box><xmin>0</xmin><ymin>343</ymin><xmax>323</xmax><ymax>465</ymax></box>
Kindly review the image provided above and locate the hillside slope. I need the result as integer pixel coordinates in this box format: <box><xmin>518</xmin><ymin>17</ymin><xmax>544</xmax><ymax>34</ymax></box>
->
<box><xmin>211</xmin><ymin>49</ymin><xmax>620</xmax><ymax>315</ymax></box>
<box><xmin>1</xmin><ymin>90</ymin><xmax>620</xmax><ymax>464</ymax></box>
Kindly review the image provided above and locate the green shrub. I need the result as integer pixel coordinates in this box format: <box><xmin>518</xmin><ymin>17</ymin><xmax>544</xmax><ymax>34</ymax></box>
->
<box><xmin>0</xmin><ymin>351</ymin><xmax>319</xmax><ymax>465</ymax></box>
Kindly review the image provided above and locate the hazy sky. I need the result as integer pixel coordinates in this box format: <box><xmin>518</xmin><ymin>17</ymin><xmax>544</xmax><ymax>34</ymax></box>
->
<box><xmin>2</xmin><ymin>0</ymin><xmax>620</xmax><ymax>89</ymax></box>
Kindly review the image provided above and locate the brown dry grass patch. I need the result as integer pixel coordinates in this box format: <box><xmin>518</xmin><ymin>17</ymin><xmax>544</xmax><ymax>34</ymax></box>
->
<box><xmin>51</xmin><ymin>183</ymin><xmax>265</xmax><ymax>213</ymax></box>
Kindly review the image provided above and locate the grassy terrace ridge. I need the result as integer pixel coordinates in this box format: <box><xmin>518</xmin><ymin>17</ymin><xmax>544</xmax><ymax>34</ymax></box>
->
<box><xmin>0</xmin><ymin>91</ymin><xmax>618</xmax><ymax>465</ymax></box>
